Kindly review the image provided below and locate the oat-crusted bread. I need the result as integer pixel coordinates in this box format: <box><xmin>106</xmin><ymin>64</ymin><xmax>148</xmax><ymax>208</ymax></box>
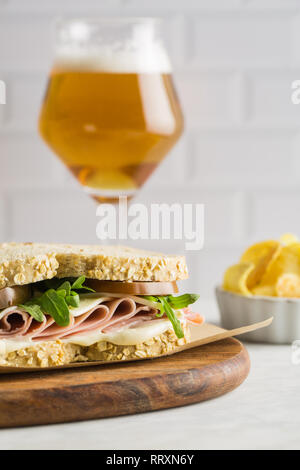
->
<box><xmin>0</xmin><ymin>326</ymin><xmax>190</xmax><ymax>368</ymax></box>
<box><xmin>0</xmin><ymin>242</ymin><xmax>188</xmax><ymax>288</ymax></box>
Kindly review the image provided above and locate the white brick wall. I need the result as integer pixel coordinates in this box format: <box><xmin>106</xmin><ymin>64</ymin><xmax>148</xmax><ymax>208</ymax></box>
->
<box><xmin>192</xmin><ymin>130</ymin><xmax>298</xmax><ymax>188</ymax></box>
<box><xmin>10</xmin><ymin>189</ymin><xmax>97</xmax><ymax>244</ymax></box>
<box><xmin>176</xmin><ymin>71</ymin><xmax>243</xmax><ymax>126</ymax></box>
<box><xmin>0</xmin><ymin>135</ymin><xmax>67</xmax><ymax>188</ymax></box>
<box><xmin>247</xmin><ymin>71</ymin><xmax>300</xmax><ymax>124</ymax></box>
<box><xmin>252</xmin><ymin>191</ymin><xmax>300</xmax><ymax>240</ymax></box>
<box><xmin>191</xmin><ymin>15</ymin><xmax>293</xmax><ymax>68</ymax></box>
<box><xmin>6</xmin><ymin>73</ymin><xmax>47</xmax><ymax>131</ymax></box>
<box><xmin>1</xmin><ymin>0</ymin><xmax>300</xmax><ymax>299</ymax></box>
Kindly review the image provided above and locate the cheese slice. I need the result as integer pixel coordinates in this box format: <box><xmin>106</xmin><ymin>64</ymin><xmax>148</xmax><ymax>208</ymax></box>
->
<box><xmin>0</xmin><ymin>318</ymin><xmax>175</xmax><ymax>354</ymax></box>
<box><xmin>0</xmin><ymin>294</ymin><xmax>185</xmax><ymax>355</ymax></box>
<box><xmin>62</xmin><ymin>318</ymin><xmax>173</xmax><ymax>347</ymax></box>
<box><xmin>69</xmin><ymin>294</ymin><xmax>111</xmax><ymax>317</ymax></box>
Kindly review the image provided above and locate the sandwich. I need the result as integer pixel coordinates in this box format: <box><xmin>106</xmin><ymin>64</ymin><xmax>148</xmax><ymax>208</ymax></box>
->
<box><xmin>0</xmin><ymin>243</ymin><xmax>203</xmax><ymax>368</ymax></box>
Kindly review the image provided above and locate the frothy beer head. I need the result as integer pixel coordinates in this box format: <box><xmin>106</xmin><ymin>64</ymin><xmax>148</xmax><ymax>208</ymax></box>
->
<box><xmin>54</xmin><ymin>19</ymin><xmax>172</xmax><ymax>74</ymax></box>
<box><xmin>40</xmin><ymin>18</ymin><xmax>182</xmax><ymax>203</ymax></box>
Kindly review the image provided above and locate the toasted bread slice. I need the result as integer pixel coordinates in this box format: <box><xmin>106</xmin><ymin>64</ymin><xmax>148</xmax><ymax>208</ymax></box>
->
<box><xmin>0</xmin><ymin>243</ymin><xmax>188</xmax><ymax>288</ymax></box>
<box><xmin>0</xmin><ymin>325</ymin><xmax>190</xmax><ymax>368</ymax></box>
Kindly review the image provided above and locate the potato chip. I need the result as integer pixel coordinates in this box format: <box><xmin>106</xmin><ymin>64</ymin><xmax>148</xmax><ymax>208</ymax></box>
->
<box><xmin>258</xmin><ymin>244</ymin><xmax>300</xmax><ymax>289</ymax></box>
<box><xmin>223</xmin><ymin>234</ymin><xmax>300</xmax><ymax>298</ymax></box>
<box><xmin>251</xmin><ymin>284</ymin><xmax>276</xmax><ymax>297</ymax></box>
<box><xmin>240</xmin><ymin>240</ymin><xmax>279</xmax><ymax>264</ymax></box>
<box><xmin>223</xmin><ymin>262</ymin><xmax>254</xmax><ymax>296</ymax></box>
<box><xmin>240</xmin><ymin>240</ymin><xmax>281</xmax><ymax>290</ymax></box>
<box><xmin>276</xmin><ymin>273</ymin><xmax>300</xmax><ymax>297</ymax></box>
<box><xmin>279</xmin><ymin>233</ymin><xmax>299</xmax><ymax>246</ymax></box>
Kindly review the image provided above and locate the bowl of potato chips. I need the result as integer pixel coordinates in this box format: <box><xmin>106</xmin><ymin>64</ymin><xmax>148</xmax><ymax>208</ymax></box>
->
<box><xmin>216</xmin><ymin>234</ymin><xmax>300</xmax><ymax>343</ymax></box>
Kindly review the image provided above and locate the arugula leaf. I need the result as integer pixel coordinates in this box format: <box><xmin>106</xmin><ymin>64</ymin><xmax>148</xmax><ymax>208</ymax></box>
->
<box><xmin>143</xmin><ymin>295</ymin><xmax>184</xmax><ymax>338</ymax></box>
<box><xmin>66</xmin><ymin>291</ymin><xmax>80</xmax><ymax>308</ymax></box>
<box><xmin>19</xmin><ymin>303</ymin><xmax>45</xmax><ymax>323</ymax></box>
<box><xmin>143</xmin><ymin>295</ymin><xmax>164</xmax><ymax>317</ymax></box>
<box><xmin>19</xmin><ymin>276</ymin><xmax>94</xmax><ymax>326</ymax></box>
<box><xmin>58</xmin><ymin>281</ymin><xmax>71</xmax><ymax>297</ymax></box>
<box><xmin>71</xmin><ymin>276</ymin><xmax>85</xmax><ymax>289</ymax></box>
<box><xmin>37</xmin><ymin>277</ymin><xmax>95</xmax><ymax>294</ymax></box>
<box><xmin>157</xmin><ymin>296</ymin><xmax>184</xmax><ymax>339</ymax></box>
<box><xmin>168</xmin><ymin>294</ymin><xmax>200</xmax><ymax>309</ymax></box>
<box><xmin>143</xmin><ymin>293</ymin><xmax>200</xmax><ymax>338</ymax></box>
<box><xmin>57</xmin><ymin>289</ymin><xmax>67</xmax><ymax>298</ymax></box>
<box><xmin>71</xmin><ymin>276</ymin><xmax>95</xmax><ymax>292</ymax></box>
<box><xmin>39</xmin><ymin>289</ymin><xmax>70</xmax><ymax>327</ymax></box>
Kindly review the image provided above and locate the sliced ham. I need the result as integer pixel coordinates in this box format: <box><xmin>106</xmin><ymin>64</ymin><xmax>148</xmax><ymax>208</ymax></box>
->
<box><xmin>182</xmin><ymin>307</ymin><xmax>204</xmax><ymax>325</ymax></box>
<box><xmin>61</xmin><ymin>298</ymin><xmax>137</xmax><ymax>339</ymax></box>
<box><xmin>0</xmin><ymin>297</ymin><xmax>160</xmax><ymax>341</ymax></box>
<box><xmin>0</xmin><ymin>299</ymin><xmax>202</xmax><ymax>342</ymax></box>
<box><xmin>102</xmin><ymin>305</ymin><xmax>158</xmax><ymax>333</ymax></box>
<box><xmin>0</xmin><ymin>307</ymin><xmax>33</xmax><ymax>337</ymax></box>
<box><xmin>0</xmin><ymin>285</ymin><xmax>31</xmax><ymax>310</ymax></box>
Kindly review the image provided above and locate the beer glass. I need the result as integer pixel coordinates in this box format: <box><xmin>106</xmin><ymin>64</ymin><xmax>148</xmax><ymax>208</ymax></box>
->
<box><xmin>39</xmin><ymin>18</ymin><xmax>184</xmax><ymax>203</ymax></box>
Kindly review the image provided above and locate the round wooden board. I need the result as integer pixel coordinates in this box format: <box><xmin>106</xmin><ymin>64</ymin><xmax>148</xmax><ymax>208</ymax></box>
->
<box><xmin>0</xmin><ymin>337</ymin><xmax>250</xmax><ymax>428</ymax></box>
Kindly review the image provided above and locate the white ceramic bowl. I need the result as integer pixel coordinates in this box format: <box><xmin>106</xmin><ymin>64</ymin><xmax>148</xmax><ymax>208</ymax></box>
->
<box><xmin>215</xmin><ymin>286</ymin><xmax>300</xmax><ymax>344</ymax></box>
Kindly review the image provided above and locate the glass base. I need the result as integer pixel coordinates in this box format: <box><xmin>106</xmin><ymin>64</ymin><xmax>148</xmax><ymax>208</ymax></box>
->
<box><xmin>83</xmin><ymin>185</ymin><xmax>136</xmax><ymax>203</ymax></box>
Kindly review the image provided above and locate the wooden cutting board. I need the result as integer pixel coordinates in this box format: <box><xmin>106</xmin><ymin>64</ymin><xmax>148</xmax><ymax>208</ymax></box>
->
<box><xmin>0</xmin><ymin>338</ymin><xmax>250</xmax><ymax>427</ymax></box>
<box><xmin>0</xmin><ymin>337</ymin><xmax>250</xmax><ymax>428</ymax></box>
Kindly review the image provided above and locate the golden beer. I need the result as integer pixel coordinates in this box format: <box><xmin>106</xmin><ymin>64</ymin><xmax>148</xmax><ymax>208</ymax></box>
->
<box><xmin>39</xmin><ymin>19</ymin><xmax>184</xmax><ymax>202</ymax></box>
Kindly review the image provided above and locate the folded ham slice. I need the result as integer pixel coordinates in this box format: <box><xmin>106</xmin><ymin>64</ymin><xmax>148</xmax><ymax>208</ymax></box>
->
<box><xmin>0</xmin><ymin>297</ymin><xmax>159</xmax><ymax>341</ymax></box>
<box><xmin>101</xmin><ymin>305</ymin><xmax>159</xmax><ymax>333</ymax></box>
<box><xmin>182</xmin><ymin>307</ymin><xmax>204</xmax><ymax>325</ymax></box>
<box><xmin>0</xmin><ymin>307</ymin><xmax>33</xmax><ymax>337</ymax></box>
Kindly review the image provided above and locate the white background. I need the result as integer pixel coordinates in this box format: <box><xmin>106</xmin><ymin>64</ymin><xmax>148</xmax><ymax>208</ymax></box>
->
<box><xmin>1</xmin><ymin>0</ymin><xmax>300</xmax><ymax>302</ymax></box>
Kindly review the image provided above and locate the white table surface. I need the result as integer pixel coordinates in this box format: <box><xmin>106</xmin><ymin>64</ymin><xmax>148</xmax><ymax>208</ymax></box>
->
<box><xmin>0</xmin><ymin>299</ymin><xmax>299</xmax><ymax>450</ymax></box>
